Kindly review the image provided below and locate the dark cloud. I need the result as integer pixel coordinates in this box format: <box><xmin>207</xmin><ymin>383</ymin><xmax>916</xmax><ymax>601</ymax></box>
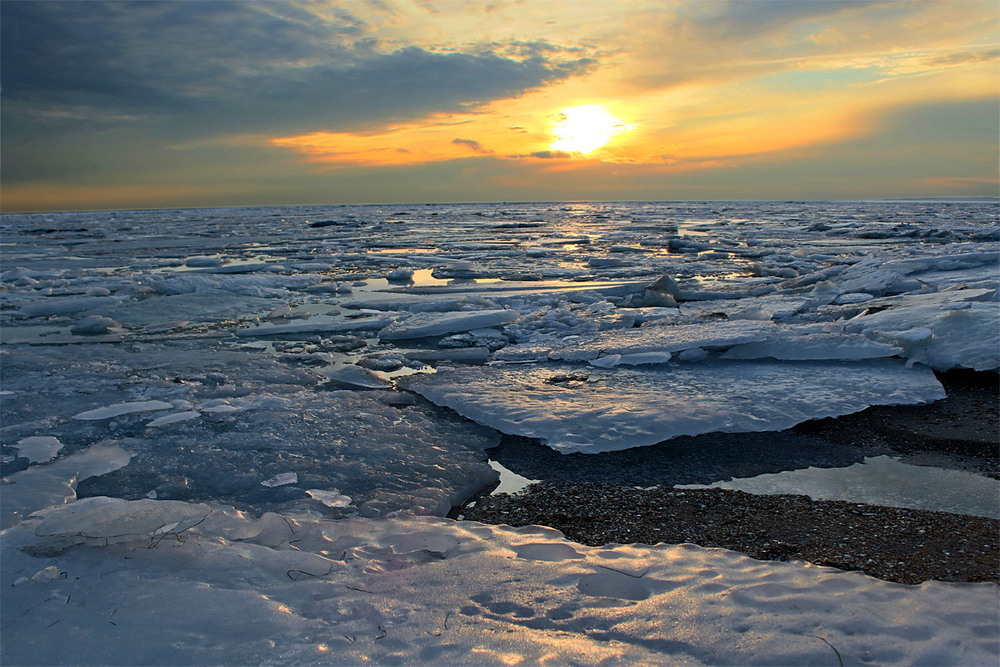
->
<box><xmin>452</xmin><ymin>138</ymin><xmax>493</xmax><ymax>154</ymax></box>
<box><xmin>503</xmin><ymin>151</ymin><xmax>573</xmax><ymax>159</ymax></box>
<box><xmin>0</xmin><ymin>0</ymin><xmax>594</xmax><ymax>183</ymax></box>
<box><xmin>0</xmin><ymin>1</ymin><xmax>593</xmax><ymax>136</ymax></box>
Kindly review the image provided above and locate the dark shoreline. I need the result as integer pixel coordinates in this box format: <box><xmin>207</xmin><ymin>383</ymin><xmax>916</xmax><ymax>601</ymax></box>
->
<box><xmin>455</xmin><ymin>369</ymin><xmax>1000</xmax><ymax>585</ymax></box>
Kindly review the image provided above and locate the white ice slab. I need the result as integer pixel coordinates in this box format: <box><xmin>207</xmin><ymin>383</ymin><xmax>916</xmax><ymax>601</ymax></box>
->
<box><xmin>678</xmin><ymin>456</ymin><xmax>1000</xmax><ymax>519</ymax></box>
<box><xmin>400</xmin><ymin>360</ymin><xmax>945</xmax><ymax>453</ymax></box>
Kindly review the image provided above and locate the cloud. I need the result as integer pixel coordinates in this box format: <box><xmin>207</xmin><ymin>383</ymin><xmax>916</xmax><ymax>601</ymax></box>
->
<box><xmin>452</xmin><ymin>138</ymin><xmax>494</xmax><ymax>154</ymax></box>
<box><xmin>503</xmin><ymin>151</ymin><xmax>574</xmax><ymax>159</ymax></box>
<box><xmin>0</xmin><ymin>1</ymin><xmax>595</xmax><ymax>139</ymax></box>
<box><xmin>925</xmin><ymin>49</ymin><xmax>1000</xmax><ymax>68</ymax></box>
<box><xmin>0</xmin><ymin>0</ymin><xmax>596</xmax><ymax>186</ymax></box>
<box><xmin>691</xmin><ymin>0</ymin><xmax>885</xmax><ymax>41</ymax></box>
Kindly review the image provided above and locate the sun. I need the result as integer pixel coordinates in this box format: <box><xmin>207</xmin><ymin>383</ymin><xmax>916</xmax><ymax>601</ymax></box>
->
<box><xmin>550</xmin><ymin>105</ymin><xmax>632</xmax><ymax>154</ymax></box>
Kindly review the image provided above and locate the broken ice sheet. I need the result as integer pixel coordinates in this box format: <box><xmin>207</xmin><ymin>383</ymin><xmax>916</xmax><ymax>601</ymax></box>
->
<box><xmin>399</xmin><ymin>360</ymin><xmax>945</xmax><ymax>453</ymax></box>
<box><xmin>1</xmin><ymin>444</ymin><xmax>132</xmax><ymax>528</ymax></box>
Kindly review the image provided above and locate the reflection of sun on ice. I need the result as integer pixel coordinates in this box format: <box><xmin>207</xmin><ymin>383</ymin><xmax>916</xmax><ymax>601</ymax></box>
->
<box><xmin>551</xmin><ymin>105</ymin><xmax>633</xmax><ymax>154</ymax></box>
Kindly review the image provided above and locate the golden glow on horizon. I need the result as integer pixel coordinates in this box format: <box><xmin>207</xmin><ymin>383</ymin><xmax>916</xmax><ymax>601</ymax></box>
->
<box><xmin>7</xmin><ymin>0</ymin><xmax>997</xmax><ymax>213</ymax></box>
<box><xmin>550</xmin><ymin>105</ymin><xmax>634</xmax><ymax>154</ymax></box>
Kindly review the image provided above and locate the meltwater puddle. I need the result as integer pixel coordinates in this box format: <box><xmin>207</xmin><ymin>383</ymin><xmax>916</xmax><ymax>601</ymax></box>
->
<box><xmin>677</xmin><ymin>455</ymin><xmax>1000</xmax><ymax>519</ymax></box>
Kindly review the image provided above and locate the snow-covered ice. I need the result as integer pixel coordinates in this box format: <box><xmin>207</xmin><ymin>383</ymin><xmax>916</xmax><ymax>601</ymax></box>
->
<box><xmin>1</xmin><ymin>502</ymin><xmax>997</xmax><ymax>666</ymax></box>
<box><xmin>2</xmin><ymin>201</ymin><xmax>997</xmax><ymax>664</ymax></box>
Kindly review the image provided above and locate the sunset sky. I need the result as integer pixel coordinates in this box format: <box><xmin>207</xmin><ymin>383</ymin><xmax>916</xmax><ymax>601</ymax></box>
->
<box><xmin>2</xmin><ymin>0</ymin><xmax>998</xmax><ymax>212</ymax></box>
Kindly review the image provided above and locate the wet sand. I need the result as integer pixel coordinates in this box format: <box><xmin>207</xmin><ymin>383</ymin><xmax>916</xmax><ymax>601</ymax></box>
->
<box><xmin>456</xmin><ymin>370</ymin><xmax>1000</xmax><ymax>585</ymax></box>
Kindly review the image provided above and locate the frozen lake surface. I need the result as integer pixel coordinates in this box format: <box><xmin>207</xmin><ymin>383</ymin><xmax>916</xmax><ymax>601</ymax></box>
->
<box><xmin>2</xmin><ymin>201</ymin><xmax>998</xmax><ymax>664</ymax></box>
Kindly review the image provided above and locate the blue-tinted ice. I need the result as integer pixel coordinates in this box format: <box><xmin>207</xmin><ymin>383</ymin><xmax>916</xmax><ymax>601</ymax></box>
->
<box><xmin>2</xmin><ymin>201</ymin><xmax>997</xmax><ymax>520</ymax></box>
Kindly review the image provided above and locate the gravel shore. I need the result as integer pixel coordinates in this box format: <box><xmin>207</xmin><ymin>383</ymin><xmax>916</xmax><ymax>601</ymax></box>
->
<box><xmin>455</xmin><ymin>370</ymin><xmax>1000</xmax><ymax>585</ymax></box>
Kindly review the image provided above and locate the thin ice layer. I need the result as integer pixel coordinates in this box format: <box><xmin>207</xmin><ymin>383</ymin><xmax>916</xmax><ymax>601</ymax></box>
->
<box><xmin>1</xmin><ymin>506</ymin><xmax>996</xmax><ymax>666</ymax></box>
<box><xmin>400</xmin><ymin>360</ymin><xmax>945</xmax><ymax>453</ymax></box>
<box><xmin>680</xmin><ymin>456</ymin><xmax>1000</xmax><ymax>519</ymax></box>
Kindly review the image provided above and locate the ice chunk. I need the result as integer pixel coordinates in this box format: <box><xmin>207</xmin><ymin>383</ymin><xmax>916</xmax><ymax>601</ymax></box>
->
<box><xmin>184</xmin><ymin>256</ymin><xmax>225</xmax><ymax>267</ymax></box>
<box><xmin>618</xmin><ymin>351</ymin><xmax>673</xmax><ymax>366</ymax></box>
<box><xmin>326</xmin><ymin>364</ymin><xmax>392</xmax><ymax>389</ymax></box>
<box><xmin>588</xmin><ymin>354</ymin><xmax>621</xmax><ymax>368</ymax></box>
<box><xmin>400</xmin><ymin>360</ymin><xmax>945</xmax><ymax>453</ymax></box>
<box><xmin>15</xmin><ymin>436</ymin><xmax>63</xmax><ymax>463</ymax></box>
<box><xmin>836</xmin><ymin>292</ymin><xmax>874</xmax><ymax>304</ymax></box>
<box><xmin>70</xmin><ymin>315</ymin><xmax>123</xmax><ymax>335</ymax></box>
<box><xmin>387</xmin><ymin>268</ymin><xmax>415</xmax><ymax>282</ymax></box>
<box><xmin>235</xmin><ymin>317</ymin><xmax>396</xmax><ymax>337</ymax></box>
<box><xmin>73</xmin><ymin>400</ymin><xmax>174</xmax><ymax>420</ymax></box>
<box><xmin>32</xmin><ymin>496</ymin><xmax>211</xmax><ymax>541</ymax></box>
<box><xmin>146</xmin><ymin>411</ymin><xmax>201</xmax><ymax>427</ymax></box>
<box><xmin>29</xmin><ymin>565</ymin><xmax>63</xmax><ymax>584</ymax></box>
<box><xmin>198</xmin><ymin>399</ymin><xmax>247</xmax><ymax>414</ymax></box>
<box><xmin>677</xmin><ymin>348</ymin><xmax>708</xmax><ymax>362</ymax></box>
<box><xmin>305</xmin><ymin>489</ymin><xmax>352</xmax><ymax>507</ymax></box>
<box><xmin>261</xmin><ymin>472</ymin><xmax>298</xmax><ymax>488</ymax></box>
<box><xmin>722</xmin><ymin>332</ymin><xmax>902</xmax><ymax>361</ymax></box>
<box><xmin>19</xmin><ymin>296</ymin><xmax>121</xmax><ymax>318</ymax></box>
<box><xmin>848</xmin><ymin>300</ymin><xmax>999</xmax><ymax>370</ymax></box>
<box><xmin>378</xmin><ymin>310</ymin><xmax>518</xmax><ymax>340</ymax></box>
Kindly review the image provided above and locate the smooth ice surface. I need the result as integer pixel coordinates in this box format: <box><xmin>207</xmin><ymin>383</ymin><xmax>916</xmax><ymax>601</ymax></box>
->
<box><xmin>679</xmin><ymin>456</ymin><xmax>1000</xmax><ymax>519</ymax></box>
<box><xmin>14</xmin><ymin>436</ymin><xmax>63</xmax><ymax>463</ymax></box>
<box><xmin>401</xmin><ymin>360</ymin><xmax>945</xmax><ymax>453</ymax></box>
<box><xmin>2</xmin><ymin>503</ymin><xmax>996</xmax><ymax>666</ymax></box>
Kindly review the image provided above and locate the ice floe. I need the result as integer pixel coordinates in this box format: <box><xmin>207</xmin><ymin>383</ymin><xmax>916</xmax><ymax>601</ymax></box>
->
<box><xmin>401</xmin><ymin>360</ymin><xmax>945</xmax><ymax>453</ymax></box>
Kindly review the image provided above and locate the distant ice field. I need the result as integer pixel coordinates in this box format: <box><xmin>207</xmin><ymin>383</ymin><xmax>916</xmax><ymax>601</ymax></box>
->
<box><xmin>1</xmin><ymin>201</ymin><xmax>998</xmax><ymax>665</ymax></box>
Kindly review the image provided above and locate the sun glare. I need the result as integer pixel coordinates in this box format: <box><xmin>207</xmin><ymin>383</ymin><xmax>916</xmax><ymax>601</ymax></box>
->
<box><xmin>550</xmin><ymin>105</ymin><xmax>632</xmax><ymax>154</ymax></box>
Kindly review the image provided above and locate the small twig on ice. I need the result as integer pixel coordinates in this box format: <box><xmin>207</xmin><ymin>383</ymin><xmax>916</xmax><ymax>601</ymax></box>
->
<box><xmin>804</xmin><ymin>634</ymin><xmax>844</xmax><ymax>667</ymax></box>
